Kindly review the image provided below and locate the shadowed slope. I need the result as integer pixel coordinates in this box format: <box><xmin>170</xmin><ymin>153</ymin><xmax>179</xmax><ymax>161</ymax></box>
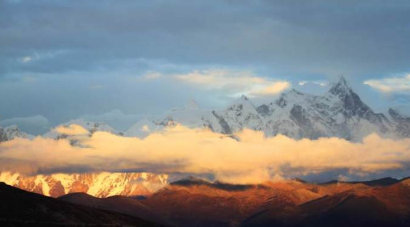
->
<box><xmin>59</xmin><ymin>192</ymin><xmax>169</xmax><ymax>225</ymax></box>
<box><xmin>0</xmin><ymin>182</ymin><xmax>163</xmax><ymax>227</ymax></box>
<box><xmin>40</xmin><ymin>177</ymin><xmax>410</xmax><ymax>227</ymax></box>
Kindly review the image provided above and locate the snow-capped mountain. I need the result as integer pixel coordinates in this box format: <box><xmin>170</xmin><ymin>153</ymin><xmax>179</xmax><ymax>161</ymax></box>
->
<box><xmin>127</xmin><ymin>77</ymin><xmax>409</xmax><ymax>141</ymax></box>
<box><xmin>4</xmin><ymin>77</ymin><xmax>409</xmax><ymax>142</ymax></box>
<box><xmin>0</xmin><ymin>171</ymin><xmax>168</xmax><ymax>198</ymax></box>
<box><xmin>125</xmin><ymin>99</ymin><xmax>225</xmax><ymax>137</ymax></box>
<box><xmin>388</xmin><ymin>108</ymin><xmax>410</xmax><ymax>137</ymax></box>
<box><xmin>0</xmin><ymin>125</ymin><xmax>34</xmax><ymax>142</ymax></box>
<box><xmin>2</xmin><ymin>77</ymin><xmax>410</xmax><ymax>198</ymax></box>
<box><xmin>256</xmin><ymin>77</ymin><xmax>394</xmax><ymax>140</ymax></box>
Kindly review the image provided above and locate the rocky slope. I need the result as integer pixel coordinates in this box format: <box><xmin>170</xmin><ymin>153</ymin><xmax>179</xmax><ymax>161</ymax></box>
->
<box><xmin>61</xmin><ymin>177</ymin><xmax>410</xmax><ymax>227</ymax></box>
<box><xmin>0</xmin><ymin>125</ymin><xmax>33</xmax><ymax>142</ymax></box>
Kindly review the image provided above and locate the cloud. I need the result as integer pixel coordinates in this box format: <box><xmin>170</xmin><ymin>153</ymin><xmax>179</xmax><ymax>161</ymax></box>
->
<box><xmin>299</xmin><ymin>81</ymin><xmax>308</xmax><ymax>86</ymax></box>
<box><xmin>174</xmin><ymin>69</ymin><xmax>290</xmax><ymax>97</ymax></box>
<box><xmin>22</xmin><ymin>56</ymin><xmax>32</xmax><ymax>63</ymax></box>
<box><xmin>2</xmin><ymin>124</ymin><xmax>410</xmax><ymax>184</ymax></box>
<box><xmin>141</xmin><ymin>125</ymin><xmax>150</xmax><ymax>132</ymax></box>
<box><xmin>54</xmin><ymin>124</ymin><xmax>89</xmax><ymax>135</ymax></box>
<box><xmin>2</xmin><ymin>0</ymin><xmax>410</xmax><ymax>125</ymax></box>
<box><xmin>141</xmin><ymin>71</ymin><xmax>162</xmax><ymax>80</ymax></box>
<box><xmin>298</xmin><ymin>81</ymin><xmax>328</xmax><ymax>87</ymax></box>
<box><xmin>250</xmin><ymin>81</ymin><xmax>291</xmax><ymax>96</ymax></box>
<box><xmin>313</xmin><ymin>81</ymin><xmax>328</xmax><ymax>87</ymax></box>
<box><xmin>364</xmin><ymin>74</ymin><xmax>410</xmax><ymax>93</ymax></box>
<box><xmin>3</xmin><ymin>0</ymin><xmax>410</xmax><ymax>78</ymax></box>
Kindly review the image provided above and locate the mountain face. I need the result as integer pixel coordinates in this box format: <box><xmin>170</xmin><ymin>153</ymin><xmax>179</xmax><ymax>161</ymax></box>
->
<box><xmin>388</xmin><ymin>108</ymin><xmax>410</xmax><ymax>137</ymax></box>
<box><xmin>0</xmin><ymin>122</ymin><xmax>168</xmax><ymax>199</ymax></box>
<box><xmin>0</xmin><ymin>125</ymin><xmax>33</xmax><ymax>142</ymax></box>
<box><xmin>0</xmin><ymin>171</ymin><xmax>168</xmax><ymax>198</ymax></box>
<box><xmin>60</xmin><ymin>177</ymin><xmax>410</xmax><ymax>227</ymax></box>
<box><xmin>258</xmin><ymin>77</ymin><xmax>393</xmax><ymax>140</ymax></box>
<box><xmin>126</xmin><ymin>77</ymin><xmax>409</xmax><ymax>141</ymax></box>
<box><xmin>0</xmin><ymin>182</ymin><xmax>163</xmax><ymax>227</ymax></box>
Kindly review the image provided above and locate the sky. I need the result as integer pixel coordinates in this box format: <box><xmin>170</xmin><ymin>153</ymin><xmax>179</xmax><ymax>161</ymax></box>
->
<box><xmin>1</xmin><ymin>0</ymin><xmax>410</xmax><ymax>135</ymax></box>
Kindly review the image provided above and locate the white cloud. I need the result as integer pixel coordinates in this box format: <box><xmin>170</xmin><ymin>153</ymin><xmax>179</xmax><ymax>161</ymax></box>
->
<box><xmin>298</xmin><ymin>80</ymin><xmax>328</xmax><ymax>87</ymax></box>
<box><xmin>22</xmin><ymin>56</ymin><xmax>32</xmax><ymax>63</ymax></box>
<box><xmin>250</xmin><ymin>81</ymin><xmax>291</xmax><ymax>96</ymax></box>
<box><xmin>141</xmin><ymin>125</ymin><xmax>150</xmax><ymax>132</ymax></box>
<box><xmin>54</xmin><ymin>124</ymin><xmax>89</xmax><ymax>135</ymax></box>
<box><xmin>173</xmin><ymin>69</ymin><xmax>291</xmax><ymax>97</ymax></box>
<box><xmin>364</xmin><ymin>74</ymin><xmax>410</xmax><ymax>93</ymax></box>
<box><xmin>141</xmin><ymin>71</ymin><xmax>162</xmax><ymax>80</ymax></box>
<box><xmin>19</xmin><ymin>50</ymin><xmax>69</xmax><ymax>64</ymax></box>
<box><xmin>313</xmin><ymin>81</ymin><xmax>327</xmax><ymax>87</ymax></box>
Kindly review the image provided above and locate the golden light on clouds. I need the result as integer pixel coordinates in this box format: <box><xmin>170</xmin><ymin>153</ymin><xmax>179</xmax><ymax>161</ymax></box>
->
<box><xmin>144</xmin><ymin>69</ymin><xmax>291</xmax><ymax>97</ymax></box>
<box><xmin>250</xmin><ymin>81</ymin><xmax>291</xmax><ymax>96</ymax></box>
<box><xmin>55</xmin><ymin>124</ymin><xmax>89</xmax><ymax>135</ymax></box>
<box><xmin>1</xmin><ymin>124</ymin><xmax>410</xmax><ymax>184</ymax></box>
<box><xmin>364</xmin><ymin>74</ymin><xmax>410</xmax><ymax>93</ymax></box>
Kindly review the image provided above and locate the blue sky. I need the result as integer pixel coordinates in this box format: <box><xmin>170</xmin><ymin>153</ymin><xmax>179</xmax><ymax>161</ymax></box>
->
<box><xmin>1</xmin><ymin>0</ymin><xmax>410</xmax><ymax>134</ymax></box>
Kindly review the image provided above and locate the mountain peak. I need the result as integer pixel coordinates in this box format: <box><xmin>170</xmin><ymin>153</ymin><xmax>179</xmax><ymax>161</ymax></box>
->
<box><xmin>240</xmin><ymin>94</ymin><xmax>249</xmax><ymax>101</ymax></box>
<box><xmin>185</xmin><ymin>99</ymin><xmax>200</xmax><ymax>110</ymax></box>
<box><xmin>338</xmin><ymin>75</ymin><xmax>348</xmax><ymax>86</ymax></box>
<box><xmin>233</xmin><ymin>94</ymin><xmax>255</xmax><ymax>106</ymax></box>
<box><xmin>286</xmin><ymin>88</ymin><xmax>305</xmax><ymax>96</ymax></box>
<box><xmin>328</xmin><ymin>76</ymin><xmax>352</xmax><ymax>96</ymax></box>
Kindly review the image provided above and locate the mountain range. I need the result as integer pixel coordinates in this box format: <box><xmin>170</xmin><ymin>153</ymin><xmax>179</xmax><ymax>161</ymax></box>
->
<box><xmin>124</xmin><ymin>77</ymin><xmax>410</xmax><ymax>141</ymax></box>
<box><xmin>3</xmin><ymin>175</ymin><xmax>410</xmax><ymax>227</ymax></box>
<box><xmin>0</xmin><ymin>171</ymin><xmax>168</xmax><ymax>198</ymax></box>
<box><xmin>2</xmin><ymin>77</ymin><xmax>410</xmax><ymax>143</ymax></box>
<box><xmin>1</xmin><ymin>77</ymin><xmax>410</xmax><ymax>199</ymax></box>
<box><xmin>42</xmin><ymin>176</ymin><xmax>410</xmax><ymax>227</ymax></box>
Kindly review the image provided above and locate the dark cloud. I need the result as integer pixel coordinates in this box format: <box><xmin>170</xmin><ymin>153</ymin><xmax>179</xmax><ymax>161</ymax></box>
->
<box><xmin>2</xmin><ymin>0</ymin><xmax>410</xmax><ymax>76</ymax></box>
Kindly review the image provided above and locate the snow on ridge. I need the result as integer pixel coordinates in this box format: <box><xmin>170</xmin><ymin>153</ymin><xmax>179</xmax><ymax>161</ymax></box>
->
<box><xmin>4</xmin><ymin>77</ymin><xmax>410</xmax><ymax>142</ymax></box>
<box><xmin>0</xmin><ymin>125</ymin><xmax>34</xmax><ymax>142</ymax></box>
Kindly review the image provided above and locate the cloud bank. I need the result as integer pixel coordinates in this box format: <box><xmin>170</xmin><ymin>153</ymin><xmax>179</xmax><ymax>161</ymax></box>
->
<box><xmin>364</xmin><ymin>74</ymin><xmax>410</xmax><ymax>93</ymax></box>
<box><xmin>1</xmin><ymin>124</ymin><xmax>410</xmax><ymax>184</ymax></box>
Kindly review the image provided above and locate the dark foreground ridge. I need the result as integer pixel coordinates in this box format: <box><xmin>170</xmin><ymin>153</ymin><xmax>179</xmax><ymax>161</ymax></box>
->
<box><xmin>0</xmin><ymin>182</ymin><xmax>164</xmax><ymax>227</ymax></box>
